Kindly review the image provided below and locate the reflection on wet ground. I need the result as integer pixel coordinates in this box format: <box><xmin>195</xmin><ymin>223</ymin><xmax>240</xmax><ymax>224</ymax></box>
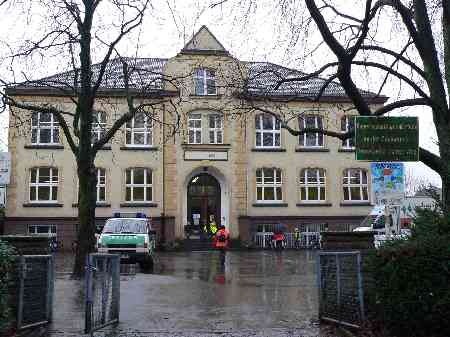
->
<box><xmin>48</xmin><ymin>250</ymin><xmax>332</xmax><ymax>337</ymax></box>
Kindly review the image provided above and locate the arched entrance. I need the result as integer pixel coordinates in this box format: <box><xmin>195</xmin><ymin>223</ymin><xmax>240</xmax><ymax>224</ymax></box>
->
<box><xmin>187</xmin><ymin>173</ymin><xmax>221</xmax><ymax>233</ymax></box>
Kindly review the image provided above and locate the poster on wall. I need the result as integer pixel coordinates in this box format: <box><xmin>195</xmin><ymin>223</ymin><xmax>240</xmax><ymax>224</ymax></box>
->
<box><xmin>371</xmin><ymin>162</ymin><xmax>404</xmax><ymax>204</ymax></box>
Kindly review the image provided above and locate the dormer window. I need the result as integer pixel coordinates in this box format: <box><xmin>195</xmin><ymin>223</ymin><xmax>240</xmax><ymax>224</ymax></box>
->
<box><xmin>194</xmin><ymin>68</ymin><xmax>216</xmax><ymax>95</ymax></box>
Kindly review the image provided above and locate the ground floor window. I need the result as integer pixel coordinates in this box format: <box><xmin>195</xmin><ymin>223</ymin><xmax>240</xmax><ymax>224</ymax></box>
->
<box><xmin>255</xmin><ymin>224</ymin><xmax>276</xmax><ymax>233</ymax></box>
<box><xmin>28</xmin><ymin>224</ymin><xmax>57</xmax><ymax>236</ymax></box>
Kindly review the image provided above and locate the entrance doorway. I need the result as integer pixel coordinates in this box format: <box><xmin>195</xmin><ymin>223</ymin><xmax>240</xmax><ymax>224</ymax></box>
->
<box><xmin>187</xmin><ymin>173</ymin><xmax>221</xmax><ymax>234</ymax></box>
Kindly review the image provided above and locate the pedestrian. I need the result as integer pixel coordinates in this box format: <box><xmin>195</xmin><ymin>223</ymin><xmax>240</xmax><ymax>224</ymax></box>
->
<box><xmin>209</xmin><ymin>215</ymin><xmax>218</xmax><ymax>236</ymax></box>
<box><xmin>214</xmin><ymin>225</ymin><xmax>230</xmax><ymax>265</ymax></box>
<box><xmin>293</xmin><ymin>228</ymin><xmax>301</xmax><ymax>249</ymax></box>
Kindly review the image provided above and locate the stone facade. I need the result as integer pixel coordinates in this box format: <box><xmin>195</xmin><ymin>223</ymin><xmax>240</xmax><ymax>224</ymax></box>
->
<box><xmin>4</xmin><ymin>26</ymin><xmax>387</xmax><ymax>249</ymax></box>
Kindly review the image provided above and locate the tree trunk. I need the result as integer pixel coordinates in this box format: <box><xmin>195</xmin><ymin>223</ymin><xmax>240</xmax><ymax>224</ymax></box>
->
<box><xmin>72</xmin><ymin>160</ymin><xmax>97</xmax><ymax>277</ymax></box>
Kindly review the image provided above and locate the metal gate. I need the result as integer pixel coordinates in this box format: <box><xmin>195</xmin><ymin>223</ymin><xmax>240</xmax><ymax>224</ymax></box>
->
<box><xmin>85</xmin><ymin>253</ymin><xmax>120</xmax><ymax>334</ymax></box>
<box><xmin>316</xmin><ymin>251</ymin><xmax>365</xmax><ymax>329</ymax></box>
<box><xmin>15</xmin><ymin>255</ymin><xmax>54</xmax><ymax>330</ymax></box>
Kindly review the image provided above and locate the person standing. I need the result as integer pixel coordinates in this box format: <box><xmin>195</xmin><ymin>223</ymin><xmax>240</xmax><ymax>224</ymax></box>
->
<box><xmin>215</xmin><ymin>225</ymin><xmax>230</xmax><ymax>264</ymax></box>
<box><xmin>209</xmin><ymin>215</ymin><xmax>218</xmax><ymax>236</ymax></box>
<box><xmin>293</xmin><ymin>228</ymin><xmax>301</xmax><ymax>249</ymax></box>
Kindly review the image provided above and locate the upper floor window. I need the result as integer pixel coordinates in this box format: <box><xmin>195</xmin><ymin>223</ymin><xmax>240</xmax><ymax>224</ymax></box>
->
<box><xmin>256</xmin><ymin>168</ymin><xmax>282</xmax><ymax>202</ymax></box>
<box><xmin>125</xmin><ymin>168</ymin><xmax>152</xmax><ymax>202</ymax></box>
<box><xmin>96</xmin><ymin>168</ymin><xmax>106</xmax><ymax>203</ymax></box>
<box><xmin>126</xmin><ymin>112</ymin><xmax>152</xmax><ymax>147</ymax></box>
<box><xmin>299</xmin><ymin>115</ymin><xmax>324</xmax><ymax>147</ymax></box>
<box><xmin>31</xmin><ymin>112</ymin><xmax>59</xmax><ymax>144</ymax></box>
<box><xmin>188</xmin><ymin>113</ymin><xmax>202</xmax><ymax>144</ymax></box>
<box><xmin>209</xmin><ymin>114</ymin><xmax>223</xmax><ymax>144</ymax></box>
<box><xmin>92</xmin><ymin>111</ymin><xmax>106</xmax><ymax>143</ymax></box>
<box><xmin>341</xmin><ymin>116</ymin><xmax>355</xmax><ymax>149</ymax></box>
<box><xmin>342</xmin><ymin>168</ymin><xmax>369</xmax><ymax>201</ymax></box>
<box><xmin>299</xmin><ymin>168</ymin><xmax>326</xmax><ymax>202</ymax></box>
<box><xmin>194</xmin><ymin>68</ymin><xmax>216</xmax><ymax>95</ymax></box>
<box><xmin>29</xmin><ymin>167</ymin><xmax>58</xmax><ymax>202</ymax></box>
<box><xmin>255</xmin><ymin>114</ymin><xmax>281</xmax><ymax>148</ymax></box>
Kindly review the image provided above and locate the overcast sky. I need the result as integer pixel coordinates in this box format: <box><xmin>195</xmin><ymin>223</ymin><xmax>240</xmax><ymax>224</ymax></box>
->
<box><xmin>0</xmin><ymin>0</ymin><xmax>442</xmax><ymax>188</ymax></box>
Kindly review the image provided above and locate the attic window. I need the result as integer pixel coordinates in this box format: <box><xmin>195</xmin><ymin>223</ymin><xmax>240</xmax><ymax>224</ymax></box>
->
<box><xmin>194</xmin><ymin>68</ymin><xmax>216</xmax><ymax>95</ymax></box>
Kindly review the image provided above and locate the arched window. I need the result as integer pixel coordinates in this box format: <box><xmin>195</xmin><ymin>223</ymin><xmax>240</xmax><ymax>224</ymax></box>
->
<box><xmin>299</xmin><ymin>168</ymin><xmax>326</xmax><ymax>202</ymax></box>
<box><xmin>256</xmin><ymin>168</ymin><xmax>282</xmax><ymax>202</ymax></box>
<box><xmin>29</xmin><ymin>167</ymin><xmax>58</xmax><ymax>202</ymax></box>
<box><xmin>342</xmin><ymin>168</ymin><xmax>369</xmax><ymax>201</ymax></box>
<box><xmin>255</xmin><ymin>114</ymin><xmax>281</xmax><ymax>148</ymax></box>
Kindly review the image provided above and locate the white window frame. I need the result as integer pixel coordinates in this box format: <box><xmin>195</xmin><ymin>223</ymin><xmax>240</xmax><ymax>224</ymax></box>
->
<box><xmin>299</xmin><ymin>168</ymin><xmax>326</xmax><ymax>202</ymax></box>
<box><xmin>125</xmin><ymin>168</ymin><xmax>152</xmax><ymax>202</ymax></box>
<box><xmin>28</xmin><ymin>224</ymin><xmax>57</xmax><ymax>237</ymax></box>
<box><xmin>194</xmin><ymin>68</ymin><xmax>217</xmax><ymax>95</ymax></box>
<box><xmin>29</xmin><ymin>167</ymin><xmax>58</xmax><ymax>203</ymax></box>
<box><xmin>256</xmin><ymin>168</ymin><xmax>283</xmax><ymax>203</ymax></box>
<box><xmin>92</xmin><ymin>111</ymin><xmax>106</xmax><ymax>143</ymax></box>
<box><xmin>341</xmin><ymin>115</ymin><xmax>355</xmax><ymax>149</ymax></box>
<box><xmin>126</xmin><ymin>112</ymin><xmax>152</xmax><ymax>147</ymax></box>
<box><xmin>188</xmin><ymin>113</ymin><xmax>202</xmax><ymax>144</ymax></box>
<box><xmin>31</xmin><ymin>111</ymin><xmax>60</xmax><ymax>144</ymax></box>
<box><xmin>342</xmin><ymin>168</ymin><xmax>369</xmax><ymax>202</ymax></box>
<box><xmin>255</xmin><ymin>114</ymin><xmax>281</xmax><ymax>148</ymax></box>
<box><xmin>208</xmin><ymin>114</ymin><xmax>223</xmax><ymax>144</ymax></box>
<box><xmin>299</xmin><ymin>115</ymin><xmax>324</xmax><ymax>148</ymax></box>
<box><xmin>96</xmin><ymin>168</ymin><xmax>106</xmax><ymax>203</ymax></box>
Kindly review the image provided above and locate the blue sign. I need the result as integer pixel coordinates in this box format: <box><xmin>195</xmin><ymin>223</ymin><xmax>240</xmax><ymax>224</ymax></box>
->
<box><xmin>371</xmin><ymin>163</ymin><xmax>404</xmax><ymax>202</ymax></box>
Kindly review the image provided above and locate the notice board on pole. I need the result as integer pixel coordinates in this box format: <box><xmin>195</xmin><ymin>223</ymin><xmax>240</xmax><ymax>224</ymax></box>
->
<box><xmin>355</xmin><ymin>117</ymin><xmax>419</xmax><ymax>162</ymax></box>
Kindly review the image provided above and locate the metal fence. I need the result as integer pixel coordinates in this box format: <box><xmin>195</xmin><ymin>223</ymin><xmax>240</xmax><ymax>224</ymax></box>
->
<box><xmin>253</xmin><ymin>232</ymin><xmax>320</xmax><ymax>249</ymax></box>
<box><xmin>12</xmin><ymin>255</ymin><xmax>54</xmax><ymax>330</ymax></box>
<box><xmin>316</xmin><ymin>251</ymin><xmax>365</xmax><ymax>329</ymax></box>
<box><xmin>85</xmin><ymin>253</ymin><xmax>120</xmax><ymax>334</ymax></box>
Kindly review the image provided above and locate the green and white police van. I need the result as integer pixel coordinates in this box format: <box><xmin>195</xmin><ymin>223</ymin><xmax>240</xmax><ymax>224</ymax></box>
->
<box><xmin>97</xmin><ymin>212</ymin><xmax>156</xmax><ymax>269</ymax></box>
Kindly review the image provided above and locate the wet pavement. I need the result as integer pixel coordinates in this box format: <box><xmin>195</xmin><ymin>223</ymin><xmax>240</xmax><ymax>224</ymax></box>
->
<box><xmin>47</xmin><ymin>250</ymin><xmax>335</xmax><ymax>337</ymax></box>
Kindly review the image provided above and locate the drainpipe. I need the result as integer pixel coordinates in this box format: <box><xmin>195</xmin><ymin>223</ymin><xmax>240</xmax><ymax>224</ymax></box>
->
<box><xmin>160</xmin><ymin>104</ymin><xmax>166</xmax><ymax>249</ymax></box>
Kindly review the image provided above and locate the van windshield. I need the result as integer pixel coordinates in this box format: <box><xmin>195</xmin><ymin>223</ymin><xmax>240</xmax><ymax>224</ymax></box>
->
<box><xmin>103</xmin><ymin>219</ymin><xmax>148</xmax><ymax>234</ymax></box>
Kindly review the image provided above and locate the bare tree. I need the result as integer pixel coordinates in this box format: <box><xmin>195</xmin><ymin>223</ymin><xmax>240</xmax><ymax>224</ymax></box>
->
<box><xmin>0</xmin><ymin>0</ymin><xmax>183</xmax><ymax>277</ymax></box>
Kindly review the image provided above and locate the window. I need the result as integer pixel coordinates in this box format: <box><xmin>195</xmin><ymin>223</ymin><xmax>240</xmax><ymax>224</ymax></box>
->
<box><xmin>125</xmin><ymin>168</ymin><xmax>152</xmax><ymax>202</ymax></box>
<box><xmin>341</xmin><ymin>116</ymin><xmax>355</xmax><ymax>149</ymax></box>
<box><xmin>299</xmin><ymin>115</ymin><xmax>324</xmax><ymax>147</ymax></box>
<box><xmin>126</xmin><ymin>112</ymin><xmax>152</xmax><ymax>146</ymax></box>
<box><xmin>92</xmin><ymin>111</ymin><xmax>106</xmax><ymax>143</ymax></box>
<box><xmin>31</xmin><ymin>112</ymin><xmax>59</xmax><ymax>144</ymax></box>
<box><xmin>299</xmin><ymin>168</ymin><xmax>326</xmax><ymax>202</ymax></box>
<box><xmin>29</xmin><ymin>167</ymin><xmax>58</xmax><ymax>202</ymax></box>
<box><xmin>96</xmin><ymin>168</ymin><xmax>106</xmax><ymax>203</ymax></box>
<box><xmin>342</xmin><ymin>169</ymin><xmax>369</xmax><ymax>201</ymax></box>
<box><xmin>256</xmin><ymin>168</ymin><xmax>283</xmax><ymax>202</ymax></box>
<box><xmin>188</xmin><ymin>113</ymin><xmax>202</xmax><ymax>144</ymax></box>
<box><xmin>194</xmin><ymin>68</ymin><xmax>216</xmax><ymax>95</ymax></box>
<box><xmin>28</xmin><ymin>225</ymin><xmax>57</xmax><ymax>236</ymax></box>
<box><xmin>209</xmin><ymin>114</ymin><xmax>223</xmax><ymax>144</ymax></box>
<box><xmin>255</xmin><ymin>114</ymin><xmax>281</xmax><ymax>148</ymax></box>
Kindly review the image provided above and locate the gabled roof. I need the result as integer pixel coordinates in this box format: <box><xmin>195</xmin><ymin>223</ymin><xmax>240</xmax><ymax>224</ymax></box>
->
<box><xmin>180</xmin><ymin>25</ymin><xmax>229</xmax><ymax>56</ymax></box>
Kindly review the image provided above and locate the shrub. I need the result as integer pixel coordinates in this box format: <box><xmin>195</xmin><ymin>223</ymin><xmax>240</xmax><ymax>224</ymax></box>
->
<box><xmin>367</xmin><ymin>209</ymin><xmax>450</xmax><ymax>337</ymax></box>
<box><xmin>0</xmin><ymin>240</ymin><xmax>16</xmax><ymax>333</ymax></box>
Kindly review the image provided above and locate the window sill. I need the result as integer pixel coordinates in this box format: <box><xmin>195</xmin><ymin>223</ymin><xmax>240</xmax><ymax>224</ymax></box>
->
<box><xmin>24</xmin><ymin>144</ymin><xmax>64</xmax><ymax>150</ymax></box>
<box><xmin>251</xmin><ymin>148</ymin><xmax>286</xmax><ymax>152</ymax></box>
<box><xmin>120</xmin><ymin>202</ymin><xmax>158</xmax><ymax>207</ymax></box>
<box><xmin>189</xmin><ymin>94</ymin><xmax>222</xmax><ymax>99</ymax></box>
<box><xmin>340</xmin><ymin>202</ymin><xmax>371</xmax><ymax>207</ymax></box>
<box><xmin>338</xmin><ymin>148</ymin><xmax>355</xmax><ymax>153</ymax></box>
<box><xmin>23</xmin><ymin>203</ymin><xmax>63</xmax><ymax>207</ymax></box>
<box><xmin>295</xmin><ymin>147</ymin><xmax>330</xmax><ymax>152</ymax></box>
<box><xmin>252</xmin><ymin>203</ymin><xmax>288</xmax><ymax>207</ymax></box>
<box><xmin>72</xmin><ymin>203</ymin><xmax>111</xmax><ymax>208</ymax></box>
<box><xmin>120</xmin><ymin>146</ymin><xmax>159</xmax><ymax>151</ymax></box>
<box><xmin>296</xmin><ymin>203</ymin><xmax>332</xmax><ymax>207</ymax></box>
<box><xmin>182</xmin><ymin>143</ymin><xmax>231</xmax><ymax>150</ymax></box>
<box><xmin>97</xmin><ymin>145</ymin><xmax>112</xmax><ymax>151</ymax></box>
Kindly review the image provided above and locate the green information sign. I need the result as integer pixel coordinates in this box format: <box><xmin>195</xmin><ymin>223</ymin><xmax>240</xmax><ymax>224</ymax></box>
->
<box><xmin>355</xmin><ymin>116</ymin><xmax>419</xmax><ymax>162</ymax></box>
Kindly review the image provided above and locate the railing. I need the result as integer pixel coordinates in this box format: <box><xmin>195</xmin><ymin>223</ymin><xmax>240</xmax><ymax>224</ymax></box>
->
<box><xmin>253</xmin><ymin>232</ymin><xmax>321</xmax><ymax>249</ymax></box>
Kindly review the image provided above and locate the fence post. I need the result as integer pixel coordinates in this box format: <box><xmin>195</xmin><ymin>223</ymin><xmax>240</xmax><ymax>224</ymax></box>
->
<box><xmin>113</xmin><ymin>256</ymin><xmax>120</xmax><ymax>322</ymax></box>
<box><xmin>16</xmin><ymin>256</ymin><xmax>26</xmax><ymax>329</ymax></box>
<box><xmin>356</xmin><ymin>252</ymin><xmax>365</xmax><ymax>321</ymax></box>
<box><xmin>46</xmin><ymin>255</ymin><xmax>54</xmax><ymax>322</ymax></box>
<box><xmin>316</xmin><ymin>253</ymin><xmax>322</xmax><ymax>319</ymax></box>
<box><xmin>84</xmin><ymin>255</ymin><xmax>93</xmax><ymax>334</ymax></box>
<box><xmin>101</xmin><ymin>258</ymin><xmax>107</xmax><ymax>325</ymax></box>
<box><xmin>336</xmin><ymin>254</ymin><xmax>341</xmax><ymax>318</ymax></box>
